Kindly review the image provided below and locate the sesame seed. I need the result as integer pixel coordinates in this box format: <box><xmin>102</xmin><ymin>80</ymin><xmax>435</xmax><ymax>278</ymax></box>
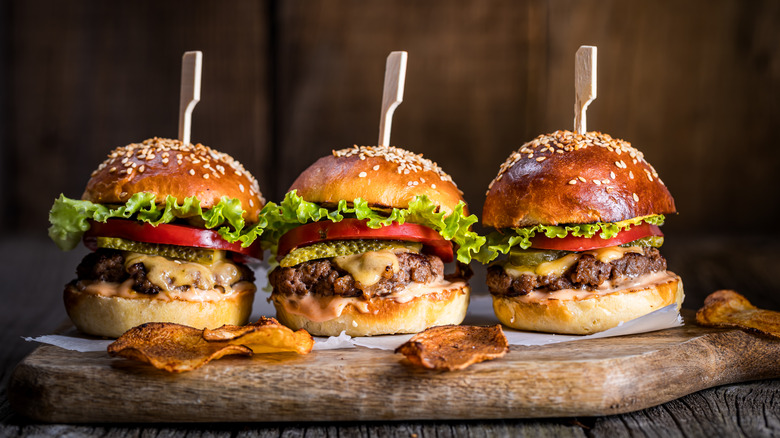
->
<box><xmin>593</xmin><ymin>179</ymin><xmax>601</xmax><ymax>185</ymax></box>
<box><xmin>431</xmin><ymin>183</ymin><xmax>436</xmax><ymax>189</ymax></box>
<box><xmin>569</xmin><ymin>179</ymin><xmax>577</xmax><ymax>185</ymax></box>
<box><xmin>633</xmin><ymin>193</ymin><xmax>639</xmax><ymax>202</ymax></box>
<box><xmin>372</xmin><ymin>165</ymin><xmax>380</xmax><ymax>171</ymax></box>
<box><xmin>109</xmin><ymin>167</ymin><xmax>116</xmax><ymax>173</ymax></box>
<box><xmin>629</xmin><ymin>171</ymin><xmax>634</xmax><ymax>179</ymax></box>
<box><xmin>249</xmin><ymin>199</ymin><xmax>254</xmax><ymax>207</ymax></box>
<box><xmin>358</xmin><ymin>172</ymin><xmax>367</xmax><ymax>178</ymax></box>
<box><xmin>578</xmin><ymin>176</ymin><xmax>586</xmax><ymax>182</ymax></box>
<box><xmin>203</xmin><ymin>174</ymin><xmax>209</xmax><ymax>179</ymax></box>
<box><xmin>162</xmin><ymin>158</ymin><xmax>169</xmax><ymax>164</ymax></box>
<box><xmin>239</xmin><ymin>184</ymin><xmax>245</xmax><ymax>193</ymax></box>
<box><xmin>138</xmin><ymin>165</ymin><xmax>145</xmax><ymax>173</ymax></box>
<box><xmin>536</xmin><ymin>157</ymin><xmax>546</xmax><ymax>162</ymax></box>
<box><xmin>189</xmin><ymin>169</ymin><xmax>195</xmax><ymax>176</ymax></box>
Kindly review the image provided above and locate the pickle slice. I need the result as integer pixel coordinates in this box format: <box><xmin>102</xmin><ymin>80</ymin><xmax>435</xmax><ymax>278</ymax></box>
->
<box><xmin>96</xmin><ymin>237</ymin><xmax>224</xmax><ymax>264</ymax></box>
<box><xmin>621</xmin><ymin>236</ymin><xmax>664</xmax><ymax>248</ymax></box>
<box><xmin>508</xmin><ymin>248</ymin><xmax>569</xmax><ymax>267</ymax></box>
<box><xmin>280</xmin><ymin>240</ymin><xmax>423</xmax><ymax>268</ymax></box>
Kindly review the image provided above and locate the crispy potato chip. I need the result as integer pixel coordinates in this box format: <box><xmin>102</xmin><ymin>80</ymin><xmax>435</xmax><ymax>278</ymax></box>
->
<box><xmin>107</xmin><ymin>322</ymin><xmax>252</xmax><ymax>373</ymax></box>
<box><xmin>203</xmin><ymin>317</ymin><xmax>314</xmax><ymax>354</ymax></box>
<box><xmin>696</xmin><ymin>290</ymin><xmax>780</xmax><ymax>339</ymax></box>
<box><xmin>395</xmin><ymin>324</ymin><xmax>509</xmax><ymax>371</ymax></box>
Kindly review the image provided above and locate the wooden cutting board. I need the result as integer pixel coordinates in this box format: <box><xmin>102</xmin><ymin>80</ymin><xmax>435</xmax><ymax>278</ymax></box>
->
<box><xmin>8</xmin><ymin>310</ymin><xmax>780</xmax><ymax>423</ymax></box>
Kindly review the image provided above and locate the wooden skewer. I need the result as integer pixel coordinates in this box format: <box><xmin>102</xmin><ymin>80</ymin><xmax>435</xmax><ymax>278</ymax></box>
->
<box><xmin>378</xmin><ymin>51</ymin><xmax>408</xmax><ymax>146</ymax></box>
<box><xmin>178</xmin><ymin>51</ymin><xmax>203</xmax><ymax>145</ymax></box>
<box><xmin>574</xmin><ymin>46</ymin><xmax>597</xmax><ymax>135</ymax></box>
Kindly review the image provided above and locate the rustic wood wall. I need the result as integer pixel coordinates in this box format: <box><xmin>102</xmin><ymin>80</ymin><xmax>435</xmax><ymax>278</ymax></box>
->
<box><xmin>2</xmin><ymin>0</ymin><xmax>779</xmax><ymax>238</ymax></box>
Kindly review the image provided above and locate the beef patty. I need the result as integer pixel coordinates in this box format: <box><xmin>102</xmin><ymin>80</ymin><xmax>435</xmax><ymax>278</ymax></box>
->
<box><xmin>73</xmin><ymin>248</ymin><xmax>254</xmax><ymax>295</ymax></box>
<box><xmin>269</xmin><ymin>251</ymin><xmax>469</xmax><ymax>299</ymax></box>
<box><xmin>487</xmin><ymin>247</ymin><xmax>667</xmax><ymax>297</ymax></box>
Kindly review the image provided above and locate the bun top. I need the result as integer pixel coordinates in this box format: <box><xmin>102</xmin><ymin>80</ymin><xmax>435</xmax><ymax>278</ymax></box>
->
<box><xmin>83</xmin><ymin>138</ymin><xmax>264</xmax><ymax>222</ymax></box>
<box><xmin>289</xmin><ymin>145</ymin><xmax>467</xmax><ymax>214</ymax></box>
<box><xmin>482</xmin><ymin>131</ymin><xmax>676</xmax><ymax>228</ymax></box>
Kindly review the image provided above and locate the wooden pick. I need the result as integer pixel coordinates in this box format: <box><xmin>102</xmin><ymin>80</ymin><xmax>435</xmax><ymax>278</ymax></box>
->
<box><xmin>178</xmin><ymin>51</ymin><xmax>203</xmax><ymax>145</ymax></box>
<box><xmin>574</xmin><ymin>46</ymin><xmax>597</xmax><ymax>134</ymax></box>
<box><xmin>378</xmin><ymin>51</ymin><xmax>408</xmax><ymax>146</ymax></box>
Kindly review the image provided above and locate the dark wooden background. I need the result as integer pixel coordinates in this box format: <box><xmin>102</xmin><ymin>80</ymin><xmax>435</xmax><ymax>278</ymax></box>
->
<box><xmin>2</xmin><ymin>0</ymin><xmax>779</xmax><ymax>237</ymax></box>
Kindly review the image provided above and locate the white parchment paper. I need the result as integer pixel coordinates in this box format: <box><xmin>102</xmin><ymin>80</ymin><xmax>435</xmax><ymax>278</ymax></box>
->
<box><xmin>25</xmin><ymin>294</ymin><xmax>681</xmax><ymax>352</ymax></box>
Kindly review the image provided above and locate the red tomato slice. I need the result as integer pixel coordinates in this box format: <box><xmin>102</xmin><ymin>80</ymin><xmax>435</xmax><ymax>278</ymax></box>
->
<box><xmin>530</xmin><ymin>223</ymin><xmax>663</xmax><ymax>252</ymax></box>
<box><xmin>83</xmin><ymin>219</ymin><xmax>263</xmax><ymax>261</ymax></box>
<box><xmin>277</xmin><ymin>218</ymin><xmax>454</xmax><ymax>263</ymax></box>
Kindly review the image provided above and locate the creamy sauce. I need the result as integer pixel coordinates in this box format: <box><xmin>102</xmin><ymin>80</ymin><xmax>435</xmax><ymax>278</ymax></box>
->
<box><xmin>505</xmin><ymin>245</ymin><xmax>645</xmax><ymax>278</ymax></box>
<box><xmin>333</xmin><ymin>248</ymin><xmax>409</xmax><ymax>287</ymax></box>
<box><xmin>515</xmin><ymin>271</ymin><xmax>677</xmax><ymax>303</ymax></box>
<box><xmin>274</xmin><ymin>278</ymin><xmax>467</xmax><ymax>323</ymax></box>
<box><xmin>78</xmin><ymin>279</ymin><xmax>255</xmax><ymax>303</ymax></box>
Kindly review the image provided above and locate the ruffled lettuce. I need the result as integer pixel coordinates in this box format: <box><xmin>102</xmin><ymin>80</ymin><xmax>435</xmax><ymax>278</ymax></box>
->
<box><xmin>479</xmin><ymin>214</ymin><xmax>666</xmax><ymax>263</ymax></box>
<box><xmin>48</xmin><ymin>193</ymin><xmax>251</xmax><ymax>251</ymax></box>
<box><xmin>253</xmin><ymin>190</ymin><xmax>486</xmax><ymax>264</ymax></box>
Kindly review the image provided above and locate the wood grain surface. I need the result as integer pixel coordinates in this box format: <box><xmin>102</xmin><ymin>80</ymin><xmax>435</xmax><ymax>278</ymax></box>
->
<box><xmin>7</xmin><ymin>313</ymin><xmax>780</xmax><ymax>424</ymax></box>
<box><xmin>1</xmin><ymin>236</ymin><xmax>779</xmax><ymax>435</ymax></box>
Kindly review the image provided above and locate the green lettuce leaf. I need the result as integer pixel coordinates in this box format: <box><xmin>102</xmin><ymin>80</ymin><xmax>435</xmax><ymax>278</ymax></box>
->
<box><xmin>256</xmin><ymin>190</ymin><xmax>486</xmax><ymax>264</ymax></box>
<box><xmin>48</xmin><ymin>193</ymin><xmax>253</xmax><ymax>251</ymax></box>
<box><xmin>481</xmin><ymin>215</ymin><xmax>666</xmax><ymax>263</ymax></box>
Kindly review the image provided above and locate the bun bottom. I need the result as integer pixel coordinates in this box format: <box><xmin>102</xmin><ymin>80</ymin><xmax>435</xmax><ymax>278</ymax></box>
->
<box><xmin>64</xmin><ymin>284</ymin><xmax>255</xmax><ymax>338</ymax></box>
<box><xmin>273</xmin><ymin>285</ymin><xmax>470</xmax><ymax>337</ymax></box>
<box><xmin>492</xmin><ymin>273</ymin><xmax>683</xmax><ymax>335</ymax></box>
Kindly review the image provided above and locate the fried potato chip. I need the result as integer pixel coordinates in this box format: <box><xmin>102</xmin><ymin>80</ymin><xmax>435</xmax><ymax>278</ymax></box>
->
<box><xmin>395</xmin><ymin>324</ymin><xmax>509</xmax><ymax>371</ymax></box>
<box><xmin>203</xmin><ymin>317</ymin><xmax>314</xmax><ymax>354</ymax></box>
<box><xmin>107</xmin><ymin>322</ymin><xmax>252</xmax><ymax>373</ymax></box>
<box><xmin>696</xmin><ymin>290</ymin><xmax>780</xmax><ymax>339</ymax></box>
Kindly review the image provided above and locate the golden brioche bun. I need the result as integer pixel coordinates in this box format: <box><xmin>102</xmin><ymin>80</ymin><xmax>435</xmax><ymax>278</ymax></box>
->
<box><xmin>64</xmin><ymin>282</ymin><xmax>255</xmax><ymax>338</ymax></box>
<box><xmin>83</xmin><ymin>138</ymin><xmax>264</xmax><ymax>222</ymax></box>
<box><xmin>483</xmin><ymin>131</ymin><xmax>676</xmax><ymax>228</ymax></box>
<box><xmin>289</xmin><ymin>145</ymin><xmax>466</xmax><ymax>215</ymax></box>
<box><xmin>272</xmin><ymin>284</ymin><xmax>470</xmax><ymax>337</ymax></box>
<box><xmin>492</xmin><ymin>273</ymin><xmax>683</xmax><ymax>335</ymax></box>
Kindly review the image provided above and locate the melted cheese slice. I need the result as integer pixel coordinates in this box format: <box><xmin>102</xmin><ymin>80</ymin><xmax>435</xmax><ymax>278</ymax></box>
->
<box><xmin>333</xmin><ymin>249</ymin><xmax>402</xmax><ymax>287</ymax></box>
<box><xmin>124</xmin><ymin>253</ymin><xmax>243</xmax><ymax>292</ymax></box>
<box><xmin>76</xmin><ymin>251</ymin><xmax>254</xmax><ymax>302</ymax></box>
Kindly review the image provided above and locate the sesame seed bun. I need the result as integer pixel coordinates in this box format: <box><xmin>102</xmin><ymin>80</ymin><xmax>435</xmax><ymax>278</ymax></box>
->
<box><xmin>83</xmin><ymin>138</ymin><xmax>264</xmax><ymax>223</ymax></box>
<box><xmin>492</xmin><ymin>273</ymin><xmax>683</xmax><ymax>335</ymax></box>
<box><xmin>482</xmin><ymin>131</ymin><xmax>676</xmax><ymax>228</ymax></box>
<box><xmin>271</xmin><ymin>284</ymin><xmax>470</xmax><ymax>337</ymax></box>
<box><xmin>288</xmin><ymin>145</ymin><xmax>466</xmax><ymax>215</ymax></box>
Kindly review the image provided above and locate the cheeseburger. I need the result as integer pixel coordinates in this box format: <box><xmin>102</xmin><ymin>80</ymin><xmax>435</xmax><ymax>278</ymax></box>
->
<box><xmin>482</xmin><ymin>130</ymin><xmax>683</xmax><ymax>334</ymax></box>
<box><xmin>265</xmin><ymin>145</ymin><xmax>483</xmax><ymax>337</ymax></box>
<box><xmin>48</xmin><ymin>137</ymin><xmax>265</xmax><ymax>338</ymax></box>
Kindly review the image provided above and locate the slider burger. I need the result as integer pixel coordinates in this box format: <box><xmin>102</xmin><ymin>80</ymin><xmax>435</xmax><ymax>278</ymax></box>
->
<box><xmin>48</xmin><ymin>138</ymin><xmax>265</xmax><ymax>338</ymax></box>
<box><xmin>265</xmin><ymin>145</ymin><xmax>484</xmax><ymax>337</ymax></box>
<box><xmin>481</xmin><ymin>130</ymin><xmax>683</xmax><ymax>334</ymax></box>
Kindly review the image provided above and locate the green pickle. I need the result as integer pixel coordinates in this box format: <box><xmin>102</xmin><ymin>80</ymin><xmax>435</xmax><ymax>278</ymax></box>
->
<box><xmin>621</xmin><ymin>236</ymin><xmax>664</xmax><ymax>248</ymax></box>
<box><xmin>280</xmin><ymin>240</ymin><xmax>423</xmax><ymax>267</ymax></box>
<box><xmin>508</xmin><ymin>248</ymin><xmax>569</xmax><ymax>267</ymax></box>
<box><xmin>96</xmin><ymin>237</ymin><xmax>223</xmax><ymax>264</ymax></box>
